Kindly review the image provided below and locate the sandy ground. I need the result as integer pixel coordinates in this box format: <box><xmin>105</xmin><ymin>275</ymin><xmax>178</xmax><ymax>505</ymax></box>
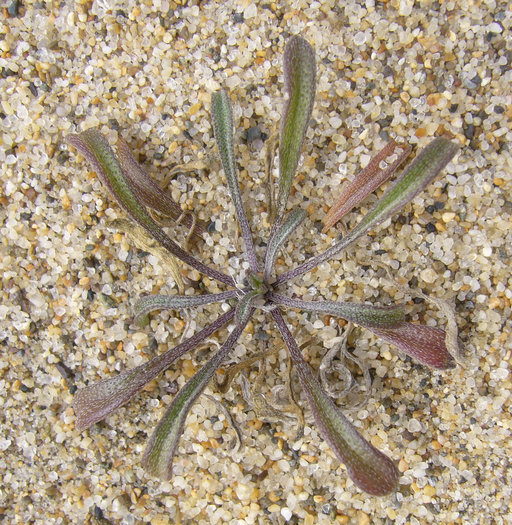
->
<box><xmin>1</xmin><ymin>1</ymin><xmax>511</xmax><ymax>523</ymax></box>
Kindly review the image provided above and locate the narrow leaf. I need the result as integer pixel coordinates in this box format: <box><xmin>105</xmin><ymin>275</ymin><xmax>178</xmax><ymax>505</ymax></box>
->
<box><xmin>371</xmin><ymin>323</ymin><xmax>456</xmax><ymax>369</ymax></box>
<box><xmin>272</xmin><ymin>310</ymin><xmax>399</xmax><ymax>496</ymax></box>
<box><xmin>66</xmin><ymin>130</ymin><xmax>235</xmax><ymax>287</ymax></box>
<box><xmin>212</xmin><ymin>91</ymin><xmax>259</xmax><ymax>272</ymax></box>
<box><xmin>143</xmin><ymin>310</ymin><xmax>252</xmax><ymax>479</ymax></box>
<box><xmin>73</xmin><ymin>309</ymin><xmax>234</xmax><ymax>430</ymax></box>
<box><xmin>134</xmin><ymin>290</ymin><xmax>238</xmax><ymax>323</ymax></box>
<box><xmin>116</xmin><ymin>139</ymin><xmax>204</xmax><ymax>241</ymax></box>
<box><xmin>336</xmin><ymin>138</ymin><xmax>459</xmax><ymax>242</ymax></box>
<box><xmin>322</xmin><ymin>140</ymin><xmax>411</xmax><ymax>231</ymax></box>
<box><xmin>270</xmin><ymin>293</ymin><xmax>405</xmax><ymax>327</ymax></box>
<box><xmin>264</xmin><ymin>132</ymin><xmax>279</xmax><ymax>221</ymax></box>
<box><xmin>271</xmin><ymin>294</ymin><xmax>454</xmax><ymax>369</ymax></box>
<box><xmin>264</xmin><ymin>208</ymin><xmax>306</xmax><ymax>282</ymax></box>
<box><xmin>275</xmin><ymin>35</ymin><xmax>316</xmax><ymax>223</ymax></box>
<box><xmin>276</xmin><ymin>137</ymin><xmax>459</xmax><ymax>285</ymax></box>
<box><xmin>235</xmin><ymin>290</ymin><xmax>260</xmax><ymax>325</ymax></box>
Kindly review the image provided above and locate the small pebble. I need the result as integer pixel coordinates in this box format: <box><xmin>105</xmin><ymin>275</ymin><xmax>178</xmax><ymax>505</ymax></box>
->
<box><xmin>7</xmin><ymin>0</ymin><xmax>20</xmax><ymax>16</ymax></box>
<box><xmin>442</xmin><ymin>212</ymin><xmax>456</xmax><ymax>222</ymax></box>
<box><xmin>246</xmin><ymin>126</ymin><xmax>262</xmax><ymax>142</ymax></box>
<box><xmin>398</xmin><ymin>0</ymin><xmax>414</xmax><ymax>16</ymax></box>
<box><xmin>407</xmin><ymin>419</ymin><xmax>422</xmax><ymax>433</ymax></box>
<box><xmin>353</xmin><ymin>32</ymin><xmax>367</xmax><ymax>46</ymax></box>
<box><xmin>281</xmin><ymin>508</ymin><xmax>293</xmax><ymax>521</ymax></box>
<box><xmin>244</xmin><ymin>3</ymin><xmax>257</xmax><ymax>18</ymax></box>
<box><xmin>420</xmin><ymin>268</ymin><xmax>438</xmax><ymax>283</ymax></box>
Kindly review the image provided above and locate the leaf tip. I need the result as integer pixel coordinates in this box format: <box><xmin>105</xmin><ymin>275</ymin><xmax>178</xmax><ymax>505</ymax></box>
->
<box><xmin>72</xmin><ymin>390</ymin><xmax>93</xmax><ymax>432</ymax></box>
<box><xmin>347</xmin><ymin>452</ymin><xmax>400</xmax><ymax>496</ymax></box>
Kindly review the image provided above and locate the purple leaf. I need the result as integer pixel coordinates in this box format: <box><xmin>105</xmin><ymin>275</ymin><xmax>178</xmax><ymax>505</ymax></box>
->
<box><xmin>276</xmin><ymin>137</ymin><xmax>459</xmax><ymax>285</ymax></box>
<box><xmin>270</xmin><ymin>294</ymin><xmax>454</xmax><ymax>369</ymax></box>
<box><xmin>66</xmin><ymin>130</ymin><xmax>235</xmax><ymax>287</ymax></box>
<box><xmin>323</xmin><ymin>140</ymin><xmax>411</xmax><ymax>231</ymax></box>
<box><xmin>116</xmin><ymin>139</ymin><xmax>204</xmax><ymax>241</ymax></box>
<box><xmin>143</xmin><ymin>309</ymin><xmax>253</xmax><ymax>479</ymax></box>
<box><xmin>272</xmin><ymin>310</ymin><xmax>399</xmax><ymax>496</ymax></box>
<box><xmin>73</xmin><ymin>310</ymin><xmax>234</xmax><ymax>430</ymax></box>
<box><xmin>371</xmin><ymin>323</ymin><xmax>456</xmax><ymax>370</ymax></box>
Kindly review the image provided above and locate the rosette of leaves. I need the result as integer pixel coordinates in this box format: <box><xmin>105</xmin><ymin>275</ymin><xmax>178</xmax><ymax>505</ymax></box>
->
<box><xmin>66</xmin><ymin>36</ymin><xmax>459</xmax><ymax>496</ymax></box>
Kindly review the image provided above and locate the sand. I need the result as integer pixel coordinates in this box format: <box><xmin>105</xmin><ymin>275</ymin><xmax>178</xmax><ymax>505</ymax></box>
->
<box><xmin>0</xmin><ymin>1</ymin><xmax>511</xmax><ymax>523</ymax></box>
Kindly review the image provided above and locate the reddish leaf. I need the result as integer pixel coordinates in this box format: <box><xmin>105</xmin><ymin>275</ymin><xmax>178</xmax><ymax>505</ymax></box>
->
<box><xmin>371</xmin><ymin>323</ymin><xmax>456</xmax><ymax>369</ymax></box>
<box><xmin>323</xmin><ymin>140</ymin><xmax>411</xmax><ymax>231</ymax></box>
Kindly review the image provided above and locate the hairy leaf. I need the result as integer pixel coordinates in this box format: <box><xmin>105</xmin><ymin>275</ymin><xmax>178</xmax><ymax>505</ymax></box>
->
<box><xmin>235</xmin><ymin>290</ymin><xmax>260</xmax><ymax>325</ymax></box>
<box><xmin>66</xmin><ymin>130</ymin><xmax>234</xmax><ymax>287</ymax></box>
<box><xmin>272</xmin><ymin>310</ymin><xmax>399</xmax><ymax>495</ymax></box>
<box><xmin>323</xmin><ymin>140</ymin><xmax>411</xmax><ymax>231</ymax></box>
<box><xmin>371</xmin><ymin>323</ymin><xmax>455</xmax><ymax>369</ymax></box>
<box><xmin>134</xmin><ymin>290</ymin><xmax>238</xmax><ymax>323</ymax></box>
<box><xmin>73</xmin><ymin>310</ymin><xmax>235</xmax><ymax>430</ymax></box>
<box><xmin>276</xmin><ymin>137</ymin><xmax>459</xmax><ymax>285</ymax></box>
<box><xmin>272</xmin><ymin>294</ymin><xmax>454</xmax><ymax>369</ymax></box>
<box><xmin>116</xmin><ymin>139</ymin><xmax>204</xmax><ymax>241</ymax></box>
<box><xmin>275</xmin><ymin>36</ymin><xmax>316</xmax><ymax>224</ymax></box>
<box><xmin>264</xmin><ymin>208</ymin><xmax>306</xmax><ymax>282</ymax></box>
<box><xmin>143</xmin><ymin>310</ymin><xmax>252</xmax><ymax>479</ymax></box>
<box><xmin>212</xmin><ymin>91</ymin><xmax>259</xmax><ymax>272</ymax></box>
<box><xmin>270</xmin><ymin>293</ymin><xmax>405</xmax><ymax>327</ymax></box>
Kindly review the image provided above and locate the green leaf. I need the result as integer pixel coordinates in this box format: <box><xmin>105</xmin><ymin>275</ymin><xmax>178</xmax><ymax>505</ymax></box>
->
<box><xmin>275</xmin><ymin>137</ymin><xmax>459</xmax><ymax>285</ymax></box>
<box><xmin>133</xmin><ymin>290</ymin><xmax>238</xmax><ymax>323</ymax></box>
<box><xmin>275</xmin><ymin>36</ymin><xmax>316</xmax><ymax>223</ymax></box>
<box><xmin>143</xmin><ymin>311</ymin><xmax>252</xmax><ymax>479</ymax></box>
<box><xmin>264</xmin><ymin>208</ymin><xmax>306</xmax><ymax>282</ymax></box>
<box><xmin>66</xmin><ymin>130</ymin><xmax>235</xmax><ymax>287</ymax></box>
<box><xmin>271</xmin><ymin>294</ymin><xmax>454</xmax><ymax>369</ymax></box>
<box><xmin>212</xmin><ymin>91</ymin><xmax>259</xmax><ymax>272</ymax></box>
<box><xmin>67</xmin><ymin>131</ymin><xmax>155</xmax><ymax>231</ymax></box>
<box><xmin>270</xmin><ymin>293</ymin><xmax>405</xmax><ymax>327</ymax></box>
<box><xmin>234</xmin><ymin>290</ymin><xmax>260</xmax><ymax>325</ymax></box>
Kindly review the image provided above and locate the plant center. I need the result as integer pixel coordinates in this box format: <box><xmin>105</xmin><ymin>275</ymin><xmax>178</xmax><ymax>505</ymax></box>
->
<box><xmin>246</xmin><ymin>272</ymin><xmax>269</xmax><ymax>295</ymax></box>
